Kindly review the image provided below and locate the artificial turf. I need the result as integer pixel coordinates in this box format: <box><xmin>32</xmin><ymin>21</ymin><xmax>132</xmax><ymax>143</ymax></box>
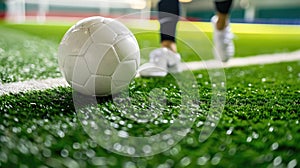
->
<box><xmin>0</xmin><ymin>25</ymin><xmax>61</xmax><ymax>83</ymax></box>
<box><xmin>0</xmin><ymin>61</ymin><xmax>299</xmax><ymax>167</ymax></box>
<box><xmin>1</xmin><ymin>21</ymin><xmax>300</xmax><ymax>83</ymax></box>
<box><xmin>0</xmin><ymin>20</ymin><xmax>299</xmax><ymax>167</ymax></box>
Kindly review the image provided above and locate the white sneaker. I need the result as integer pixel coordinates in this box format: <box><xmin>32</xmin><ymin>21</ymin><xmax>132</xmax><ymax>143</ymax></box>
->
<box><xmin>211</xmin><ymin>15</ymin><xmax>235</xmax><ymax>62</ymax></box>
<box><xmin>139</xmin><ymin>48</ymin><xmax>182</xmax><ymax>77</ymax></box>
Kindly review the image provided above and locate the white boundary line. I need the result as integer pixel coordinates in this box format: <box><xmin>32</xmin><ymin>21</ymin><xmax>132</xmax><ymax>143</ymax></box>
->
<box><xmin>1</xmin><ymin>50</ymin><xmax>300</xmax><ymax>96</ymax></box>
<box><xmin>184</xmin><ymin>50</ymin><xmax>300</xmax><ymax>71</ymax></box>
<box><xmin>0</xmin><ymin>77</ymin><xmax>68</xmax><ymax>96</ymax></box>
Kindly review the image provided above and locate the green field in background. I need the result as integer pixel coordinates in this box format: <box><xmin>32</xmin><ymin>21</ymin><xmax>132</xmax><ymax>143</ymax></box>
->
<box><xmin>1</xmin><ymin>21</ymin><xmax>300</xmax><ymax>83</ymax></box>
<box><xmin>3</xmin><ymin>21</ymin><xmax>300</xmax><ymax>59</ymax></box>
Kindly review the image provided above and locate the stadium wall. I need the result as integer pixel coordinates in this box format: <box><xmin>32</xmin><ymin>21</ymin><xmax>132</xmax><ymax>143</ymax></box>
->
<box><xmin>187</xmin><ymin>6</ymin><xmax>300</xmax><ymax>24</ymax></box>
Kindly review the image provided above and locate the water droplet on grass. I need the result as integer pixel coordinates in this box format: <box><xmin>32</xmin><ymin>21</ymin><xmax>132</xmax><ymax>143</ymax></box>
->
<box><xmin>142</xmin><ymin>145</ymin><xmax>152</xmax><ymax>154</ymax></box>
<box><xmin>61</xmin><ymin>149</ymin><xmax>69</xmax><ymax>157</ymax></box>
<box><xmin>44</xmin><ymin>139</ymin><xmax>52</xmax><ymax>147</ymax></box>
<box><xmin>157</xmin><ymin>163</ymin><xmax>170</xmax><ymax>168</ymax></box>
<box><xmin>112</xmin><ymin>123</ymin><xmax>119</xmax><ymax>129</ymax></box>
<box><xmin>91</xmin><ymin>157</ymin><xmax>106</xmax><ymax>166</ymax></box>
<box><xmin>119</xmin><ymin>120</ymin><xmax>125</xmax><ymax>125</ymax></box>
<box><xmin>126</xmin><ymin>123</ymin><xmax>132</xmax><ymax>128</ymax></box>
<box><xmin>273</xmin><ymin>156</ymin><xmax>282</xmax><ymax>166</ymax></box>
<box><xmin>169</xmin><ymin>147</ymin><xmax>179</xmax><ymax>156</ymax></box>
<box><xmin>29</xmin><ymin>145</ymin><xmax>39</xmax><ymax>155</ymax></box>
<box><xmin>211</xmin><ymin>153</ymin><xmax>222</xmax><ymax>165</ymax></box>
<box><xmin>226</xmin><ymin>127</ymin><xmax>234</xmax><ymax>135</ymax></box>
<box><xmin>89</xmin><ymin>140</ymin><xmax>98</xmax><ymax>148</ymax></box>
<box><xmin>197</xmin><ymin>155</ymin><xmax>210</xmax><ymax>165</ymax></box>
<box><xmin>246</xmin><ymin>136</ymin><xmax>252</xmax><ymax>142</ymax></box>
<box><xmin>12</xmin><ymin>127</ymin><xmax>21</xmax><ymax>133</ymax></box>
<box><xmin>73</xmin><ymin>142</ymin><xmax>81</xmax><ymax>149</ymax></box>
<box><xmin>186</xmin><ymin>137</ymin><xmax>194</xmax><ymax>145</ymax></box>
<box><xmin>286</xmin><ymin>134</ymin><xmax>293</xmax><ymax>140</ymax></box>
<box><xmin>104</xmin><ymin>129</ymin><xmax>112</xmax><ymax>135</ymax></box>
<box><xmin>42</xmin><ymin>148</ymin><xmax>52</xmax><ymax>157</ymax></box>
<box><xmin>271</xmin><ymin>142</ymin><xmax>279</xmax><ymax>151</ymax></box>
<box><xmin>124</xmin><ymin>161</ymin><xmax>136</xmax><ymax>168</ymax></box>
<box><xmin>287</xmin><ymin>66</ymin><xmax>293</xmax><ymax>72</ymax></box>
<box><xmin>82</xmin><ymin>120</ymin><xmax>88</xmax><ymax>126</ymax></box>
<box><xmin>0</xmin><ymin>125</ymin><xmax>4</xmax><ymax>131</ymax></box>
<box><xmin>221</xmin><ymin>82</ymin><xmax>225</xmax><ymax>87</ymax></box>
<box><xmin>165</xmin><ymin>137</ymin><xmax>174</xmax><ymax>145</ymax></box>
<box><xmin>118</xmin><ymin>130</ymin><xmax>129</xmax><ymax>138</ymax></box>
<box><xmin>288</xmin><ymin>159</ymin><xmax>297</xmax><ymax>168</ymax></box>
<box><xmin>197</xmin><ymin>74</ymin><xmax>203</xmax><ymax>78</ymax></box>
<box><xmin>196</xmin><ymin>121</ymin><xmax>204</xmax><ymax>127</ymax></box>
<box><xmin>269</xmin><ymin>126</ymin><xmax>274</xmax><ymax>132</ymax></box>
<box><xmin>17</xmin><ymin>143</ymin><xmax>29</xmax><ymax>154</ymax></box>
<box><xmin>252</xmin><ymin>132</ymin><xmax>259</xmax><ymax>139</ymax></box>
<box><xmin>57</xmin><ymin>130</ymin><xmax>65</xmax><ymax>138</ymax></box>
<box><xmin>26</xmin><ymin>128</ymin><xmax>32</xmax><ymax>134</ymax></box>
<box><xmin>228</xmin><ymin>147</ymin><xmax>236</xmax><ymax>155</ymax></box>
<box><xmin>0</xmin><ymin>151</ymin><xmax>8</xmax><ymax>163</ymax></box>
<box><xmin>127</xmin><ymin>146</ymin><xmax>136</xmax><ymax>155</ymax></box>
<box><xmin>113</xmin><ymin>143</ymin><xmax>122</xmax><ymax>151</ymax></box>
<box><xmin>180</xmin><ymin>156</ymin><xmax>191</xmax><ymax>167</ymax></box>
<box><xmin>73</xmin><ymin>151</ymin><xmax>82</xmax><ymax>160</ymax></box>
<box><xmin>62</xmin><ymin>158</ymin><xmax>80</xmax><ymax>168</ymax></box>
<box><xmin>86</xmin><ymin>149</ymin><xmax>95</xmax><ymax>158</ymax></box>
<box><xmin>264</xmin><ymin>153</ymin><xmax>273</xmax><ymax>162</ymax></box>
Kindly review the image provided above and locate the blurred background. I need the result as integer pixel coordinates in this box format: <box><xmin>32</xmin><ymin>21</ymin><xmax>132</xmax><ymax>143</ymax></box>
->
<box><xmin>0</xmin><ymin>0</ymin><xmax>299</xmax><ymax>24</ymax></box>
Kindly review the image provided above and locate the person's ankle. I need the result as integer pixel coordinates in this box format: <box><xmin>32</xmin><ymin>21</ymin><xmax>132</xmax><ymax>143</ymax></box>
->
<box><xmin>161</xmin><ymin>40</ymin><xmax>177</xmax><ymax>53</ymax></box>
<box><xmin>216</xmin><ymin>13</ymin><xmax>229</xmax><ymax>30</ymax></box>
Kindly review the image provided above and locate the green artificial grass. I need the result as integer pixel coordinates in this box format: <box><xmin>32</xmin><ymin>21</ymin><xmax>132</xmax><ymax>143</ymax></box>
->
<box><xmin>0</xmin><ymin>25</ymin><xmax>61</xmax><ymax>83</ymax></box>
<box><xmin>1</xmin><ymin>22</ymin><xmax>300</xmax><ymax>83</ymax></box>
<box><xmin>0</xmin><ymin>61</ymin><xmax>299</xmax><ymax>167</ymax></box>
<box><xmin>0</xmin><ymin>20</ymin><xmax>299</xmax><ymax>166</ymax></box>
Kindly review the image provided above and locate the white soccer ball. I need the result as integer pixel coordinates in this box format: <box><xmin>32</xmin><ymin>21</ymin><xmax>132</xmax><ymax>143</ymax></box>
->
<box><xmin>58</xmin><ymin>16</ymin><xmax>140</xmax><ymax>96</ymax></box>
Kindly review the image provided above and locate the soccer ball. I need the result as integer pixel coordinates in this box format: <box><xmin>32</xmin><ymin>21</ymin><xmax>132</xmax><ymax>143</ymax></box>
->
<box><xmin>58</xmin><ymin>16</ymin><xmax>140</xmax><ymax>96</ymax></box>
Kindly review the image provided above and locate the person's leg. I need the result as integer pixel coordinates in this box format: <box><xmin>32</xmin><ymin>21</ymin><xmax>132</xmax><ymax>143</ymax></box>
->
<box><xmin>158</xmin><ymin>0</ymin><xmax>180</xmax><ymax>53</ymax></box>
<box><xmin>214</xmin><ymin>0</ymin><xmax>233</xmax><ymax>30</ymax></box>
<box><xmin>140</xmin><ymin>0</ymin><xmax>181</xmax><ymax>77</ymax></box>
<box><xmin>212</xmin><ymin>0</ymin><xmax>235</xmax><ymax>62</ymax></box>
